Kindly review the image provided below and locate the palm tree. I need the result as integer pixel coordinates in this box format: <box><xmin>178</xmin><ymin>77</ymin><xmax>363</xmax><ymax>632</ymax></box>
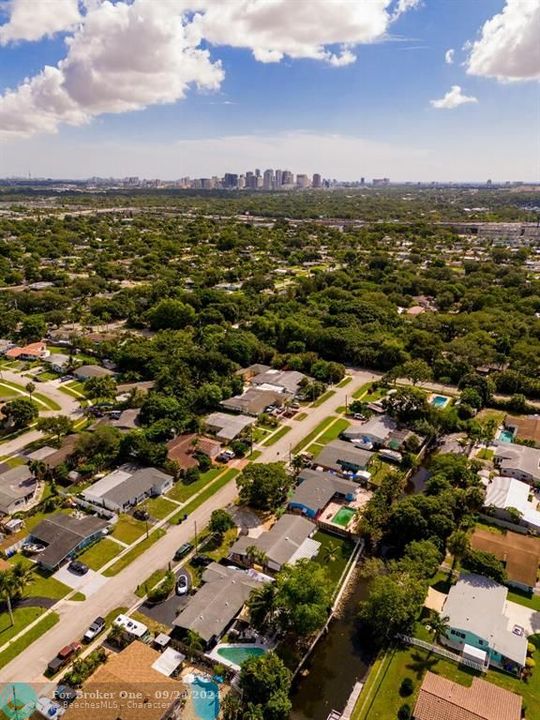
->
<box><xmin>424</xmin><ymin>612</ymin><xmax>450</xmax><ymax>646</ymax></box>
<box><xmin>245</xmin><ymin>545</ymin><xmax>268</xmax><ymax>568</ymax></box>
<box><xmin>0</xmin><ymin>564</ymin><xmax>31</xmax><ymax>627</ymax></box>
<box><xmin>25</xmin><ymin>382</ymin><xmax>36</xmax><ymax>402</ymax></box>
<box><xmin>321</xmin><ymin>541</ymin><xmax>340</xmax><ymax>564</ymax></box>
<box><xmin>447</xmin><ymin>529</ymin><xmax>470</xmax><ymax>572</ymax></box>
<box><xmin>247</xmin><ymin>582</ymin><xmax>276</xmax><ymax>632</ymax></box>
<box><xmin>185</xmin><ymin>630</ymin><xmax>204</xmax><ymax>654</ymax></box>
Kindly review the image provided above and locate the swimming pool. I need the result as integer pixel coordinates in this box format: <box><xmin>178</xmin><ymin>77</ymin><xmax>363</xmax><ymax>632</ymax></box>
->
<box><xmin>430</xmin><ymin>395</ymin><xmax>449</xmax><ymax>408</ymax></box>
<box><xmin>190</xmin><ymin>676</ymin><xmax>220</xmax><ymax>720</ymax></box>
<box><xmin>498</xmin><ymin>429</ymin><xmax>515</xmax><ymax>443</ymax></box>
<box><xmin>332</xmin><ymin>506</ymin><xmax>356</xmax><ymax>528</ymax></box>
<box><xmin>216</xmin><ymin>644</ymin><xmax>266</xmax><ymax>668</ymax></box>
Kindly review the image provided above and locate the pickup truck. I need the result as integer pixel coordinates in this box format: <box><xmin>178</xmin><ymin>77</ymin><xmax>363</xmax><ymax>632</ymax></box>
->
<box><xmin>47</xmin><ymin>642</ymin><xmax>81</xmax><ymax>674</ymax></box>
<box><xmin>83</xmin><ymin>617</ymin><xmax>105</xmax><ymax>642</ymax></box>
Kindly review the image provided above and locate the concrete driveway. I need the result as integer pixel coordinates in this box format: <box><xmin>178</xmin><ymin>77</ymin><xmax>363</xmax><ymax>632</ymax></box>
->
<box><xmin>505</xmin><ymin>600</ymin><xmax>540</xmax><ymax>636</ymax></box>
<box><xmin>53</xmin><ymin>566</ymin><xmax>109</xmax><ymax>597</ymax></box>
<box><xmin>139</xmin><ymin>569</ymin><xmax>191</xmax><ymax>628</ymax></box>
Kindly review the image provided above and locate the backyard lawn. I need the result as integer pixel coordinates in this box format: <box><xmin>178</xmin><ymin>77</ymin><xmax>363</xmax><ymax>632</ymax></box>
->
<box><xmin>77</xmin><ymin>538</ymin><xmax>122</xmax><ymax>570</ymax></box>
<box><xmin>313</xmin><ymin>530</ymin><xmax>355</xmax><ymax>585</ymax></box>
<box><xmin>142</xmin><ymin>495</ymin><xmax>178</xmax><ymax>520</ymax></box>
<box><xmin>110</xmin><ymin>514</ymin><xmax>147</xmax><ymax>544</ymax></box>
<box><xmin>166</xmin><ymin>467</ymin><xmax>222</xmax><ymax>503</ymax></box>
<box><xmin>354</xmin><ymin>635</ymin><xmax>540</xmax><ymax>720</ymax></box>
<box><xmin>369</xmin><ymin>457</ymin><xmax>399</xmax><ymax>486</ymax></box>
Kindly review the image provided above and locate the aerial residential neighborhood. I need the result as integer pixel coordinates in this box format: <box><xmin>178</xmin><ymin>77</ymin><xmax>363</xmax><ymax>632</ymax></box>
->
<box><xmin>0</xmin><ymin>0</ymin><xmax>539</xmax><ymax>715</ymax></box>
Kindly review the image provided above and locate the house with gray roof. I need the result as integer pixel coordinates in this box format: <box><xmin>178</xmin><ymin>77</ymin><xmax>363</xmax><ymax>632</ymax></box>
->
<box><xmin>229</xmin><ymin>513</ymin><xmax>320</xmax><ymax>573</ymax></box>
<box><xmin>441</xmin><ymin>573</ymin><xmax>528</xmax><ymax>674</ymax></box>
<box><xmin>220</xmin><ymin>388</ymin><xmax>285</xmax><ymax>416</ymax></box>
<box><xmin>342</xmin><ymin>414</ymin><xmax>396</xmax><ymax>447</ymax></box>
<box><xmin>74</xmin><ymin>365</ymin><xmax>115</xmax><ymax>380</ymax></box>
<box><xmin>494</xmin><ymin>444</ymin><xmax>540</xmax><ymax>484</ymax></box>
<box><xmin>82</xmin><ymin>465</ymin><xmax>173</xmax><ymax>512</ymax></box>
<box><xmin>288</xmin><ymin>469</ymin><xmax>359</xmax><ymax>519</ymax></box>
<box><xmin>173</xmin><ymin>563</ymin><xmax>260</xmax><ymax>647</ymax></box>
<box><xmin>250</xmin><ymin>368</ymin><xmax>306</xmax><ymax>396</ymax></box>
<box><xmin>314</xmin><ymin>439</ymin><xmax>373</xmax><ymax>477</ymax></box>
<box><xmin>0</xmin><ymin>465</ymin><xmax>36</xmax><ymax>516</ymax></box>
<box><xmin>29</xmin><ymin>513</ymin><xmax>109</xmax><ymax>571</ymax></box>
<box><xmin>205</xmin><ymin>412</ymin><xmax>255</xmax><ymax>441</ymax></box>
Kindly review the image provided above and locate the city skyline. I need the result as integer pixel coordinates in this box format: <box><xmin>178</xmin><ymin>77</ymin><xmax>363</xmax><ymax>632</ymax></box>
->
<box><xmin>1</xmin><ymin>0</ymin><xmax>539</xmax><ymax>181</ymax></box>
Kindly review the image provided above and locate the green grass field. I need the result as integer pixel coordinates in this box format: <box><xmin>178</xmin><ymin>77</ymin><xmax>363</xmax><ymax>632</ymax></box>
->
<box><xmin>313</xmin><ymin>531</ymin><xmax>355</xmax><ymax>585</ymax></box>
<box><xmin>170</xmin><ymin>468</ymin><xmax>239</xmax><ymax>523</ymax></box>
<box><xmin>337</xmin><ymin>376</ymin><xmax>352</xmax><ymax>388</ymax></box>
<box><xmin>104</xmin><ymin>529</ymin><xmax>166</xmax><ymax>576</ymax></box>
<box><xmin>77</xmin><ymin>538</ymin><xmax>122</xmax><ymax>570</ymax></box>
<box><xmin>142</xmin><ymin>495</ymin><xmax>178</xmax><ymax>520</ymax></box>
<box><xmin>26</xmin><ymin>571</ymin><xmax>72</xmax><ymax>601</ymax></box>
<box><xmin>0</xmin><ymin>606</ymin><xmax>45</xmax><ymax>646</ymax></box>
<box><xmin>110</xmin><ymin>514</ymin><xmax>147</xmax><ymax>544</ymax></box>
<box><xmin>317</xmin><ymin>417</ymin><xmax>351</xmax><ymax>444</ymax></box>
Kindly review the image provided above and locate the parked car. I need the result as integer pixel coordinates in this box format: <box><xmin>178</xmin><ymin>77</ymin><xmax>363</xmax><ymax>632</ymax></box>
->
<box><xmin>47</xmin><ymin>642</ymin><xmax>81</xmax><ymax>674</ymax></box>
<box><xmin>83</xmin><ymin>617</ymin><xmax>105</xmax><ymax>642</ymax></box>
<box><xmin>133</xmin><ymin>508</ymin><xmax>150</xmax><ymax>521</ymax></box>
<box><xmin>191</xmin><ymin>554</ymin><xmax>212</xmax><ymax>568</ymax></box>
<box><xmin>175</xmin><ymin>575</ymin><xmax>189</xmax><ymax>596</ymax></box>
<box><xmin>68</xmin><ymin>560</ymin><xmax>88</xmax><ymax>575</ymax></box>
<box><xmin>174</xmin><ymin>543</ymin><xmax>193</xmax><ymax>561</ymax></box>
<box><xmin>353</xmin><ymin>413</ymin><xmax>366</xmax><ymax>420</ymax></box>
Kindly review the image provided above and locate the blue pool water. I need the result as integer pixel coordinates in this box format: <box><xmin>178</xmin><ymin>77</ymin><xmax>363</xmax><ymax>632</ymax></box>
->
<box><xmin>431</xmin><ymin>395</ymin><xmax>448</xmax><ymax>408</ymax></box>
<box><xmin>191</xmin><ymin>677</ymin><xmax>219</xmax><ymax>720</ymax></box>
<box><xmin>498</xmin><ymin>429</ymin><xmax>515</xmax><ymax>443</ymax></box>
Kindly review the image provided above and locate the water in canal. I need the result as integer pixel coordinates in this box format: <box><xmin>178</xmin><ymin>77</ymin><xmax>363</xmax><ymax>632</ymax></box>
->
<box><xmin>289</xmin><ymin>571</ymin><xmax>374</xmax><ymax>720</ymax></box>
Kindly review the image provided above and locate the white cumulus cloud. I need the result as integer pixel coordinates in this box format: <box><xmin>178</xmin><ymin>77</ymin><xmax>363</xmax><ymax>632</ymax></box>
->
<box><xmin>194</xmin><ymin>0</ymin><xmax>402</xmax><ymax>65</ymax></box>
<box><xmin>0</xmin><ymin>0</ymin><xmax>223</xmax><ymax>139</ymax></box>
<box><xmin>445</xmin><ymin>48</ymin><xmax>454</xmax><ymax>64</ymax></box>
<box><xmin>0</xmin><ymin>0</ymin><xmax>81</xmax><ymax>44</ymax></box>
<box><xmin>430</xmin><ymin>85</ymin><xmax>478</xmax><ymax>110</ymax></box>
<box><xmin>466</xmin><ymin>0</ymin><xmax>540</xmax><ymax>82</ymax></box>
<box><xmin>0</xmin><ymin>0</ymin><xmax>421</xmax><ymax>140</ymax></box>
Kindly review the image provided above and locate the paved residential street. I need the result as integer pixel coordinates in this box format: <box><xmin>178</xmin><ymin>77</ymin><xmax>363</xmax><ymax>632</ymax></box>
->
<box><xmin>0</xmin><ymin>369</ymin><xmax>376</xmax><ymax>683</ymax></box>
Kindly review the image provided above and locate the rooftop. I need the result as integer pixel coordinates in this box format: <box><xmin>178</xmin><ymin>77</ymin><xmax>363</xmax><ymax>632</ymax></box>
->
<box><xmin>31</xmin><ymin>513</ymin><xmax>109</xmax><ymax>568</ymax></box>
<box><xmin>471</xmin><ymin>527</ymin><xmax>540</xmax><ymax>589</ymax></box>
<box><xmin>221</xmin><ymin>387</ymin><xmax>285</xmax><ymax>415</ymax></box>
<box><xmin>205</xmin><ymin>411</ymin><xmax>255</xmax><ymax>440</ymax></box>
<box><xmin>290</xmin><ymin>468</ymin><xmax>358</xmax><ymax>513</ymax></box>
<box><xmin>505</xmin><ymin>414</ymin><xmax>540</xmax><ymax>446</ymax></box>
<box><xmin>443</xmin><ymin>574</ymin><xmax>527</xmax><ymax>667</ymax></box>
<box><xmin>230</xmin><ymin>513</ymin><xmax>319</xmax><ymax>568</ymax></box>
<box><xmin>413</xmin><ymin>671</ymin><xmax>522</xmax><ymax>720</ymax></box>
<box><xmin>495</xmin><ymin>444</ymin><xmax>540</xmax><ymax>479</ymax></box>
<box><xmin>314</xmin><ymin>439</ymin><xmax>373</xmax><ymax>473</ymax></box>
<box><xmin>173</xmin><ymin>562</ymin><xmax>259</xmax><ymax>642</ymax></box>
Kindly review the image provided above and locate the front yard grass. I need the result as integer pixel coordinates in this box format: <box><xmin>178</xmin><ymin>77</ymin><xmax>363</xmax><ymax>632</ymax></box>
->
<box><xmin>166</xmin><ymin>467</ymin><xmax>222</xmax><ymax>503</ymax></box>
<box><xmin>262</xmin><ymin>425</ymin><xmax>291</xmax><ymax>446</ymax></box>
<box><xmin>317</xmin><ymin>417</ymin><xmax>351</xmax><ymax>445</ymax></box>
<box><xmin>203</xmin><ymin>528</ymin><xmax>238</xmax><ymax>562</ymax></box>
<box><xmin>110</xmin><ymin>514</ymin><xmax>147</xmax><ymax>544</ymax></box>
<box><xmin>142</xmin><ymin>495</ymin><xmax>178</xmax><ymax>520</ymax></box>
<box><xmin>293</xmin><ymin>416</ymin><xmax>336</xmax><ymax>453</ymax></box>
<box><xmin>26</xmin><ymin>571</ymin><xmax>72</xmax><ymax>600</ymax></box>
<box><xmin>170</xmin><ymin>468</ymin><xmax>239</xmax><ymax>523</ymax></box>
<box><xmin>135</xmin><ymin>568</ymin><xmax>168</xmax><ymax>598</ymax></box>
<box><xmin>337</xmin><ymin>376</ymin><xmax>352</xmax><ymax>388</ymax></box>
<box><xmin>0</xmin><ymin>606</ymin><xmax>45</xmax><ymax>645</ymax></box>
<box><xmin>311</xmin><ymin>389</ymin><xmax>336</xmax><ymax>407</ymax></box>
<box><xmin>77</xmin><ymin>538</ymin><xmax>122</xmax><ymax>570</ymax></box>
<box><xmin>0</xmin><ymin>612</ymin><xmax>59</xmax><ymax>670</ymax></box>
<box><xmin>352</xmin><ymin>382</ymin><xmax>373</xmax><ymax>399</ymax></box>
<box><xmin>103</xmin><ymin>528</ymin><xmax>166</xmax><ymax>576</ymax></box>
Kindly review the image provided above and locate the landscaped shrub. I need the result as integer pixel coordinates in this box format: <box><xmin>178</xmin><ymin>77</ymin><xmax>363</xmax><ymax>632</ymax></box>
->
<box><xmin>146</xmin><ymin>571</ymin><xmax>175</xmax><ymax>602</ymax></box>
<box><xmin>398</xmin><ymin>704</ymin><xmax>411</xmax><ymax>720</ymax></box>
<box><xmin>525</xmin><ymin>657</ymin><xmax>536</xmax><ymax>668</ymax></box>
<box><xmin>399</xmin><ymin>677</ymin><xmax>414</xmax><ymax>697</ymax></box>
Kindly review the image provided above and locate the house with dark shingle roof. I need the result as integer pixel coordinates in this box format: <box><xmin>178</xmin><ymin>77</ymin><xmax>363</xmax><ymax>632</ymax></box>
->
<box><xmin>289</xmin><ymin>468</ymin><xmax>359</xmax><ymax>519</ymax></box>
<box><xmin>30</xmin><ymin>513</ymin><xmax>109</xmax><ymax>571</ymax></box>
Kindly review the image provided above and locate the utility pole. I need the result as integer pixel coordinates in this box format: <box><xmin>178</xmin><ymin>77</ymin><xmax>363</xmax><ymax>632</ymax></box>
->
<box><xmin>194</xmin><ymin>520</ymin><xmax>198</xmax><ymax>553</ymax></box>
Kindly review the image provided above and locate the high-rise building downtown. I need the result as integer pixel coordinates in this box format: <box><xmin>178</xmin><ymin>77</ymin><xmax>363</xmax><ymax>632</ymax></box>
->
<box><xmin>282</xmin><ymin>170</ymin><xmax>294</xmax><ymax>186</ymax></box>
<box><xmin>296</xmin><ymin>174</ymin><xmax>310</xmax><ymax>188</ymax></box>
<box><xmin>263</xmin><ymin>169</ymin><xmax>274</xmax><ymax>190</ymax></box>
<box><xmin>312</xmin><ymin>173</ymin><xmax>321</xmax><ymax>188</ymax></box>
<box><xmin>275</xmin><ymin>169</ymin><xmax>283</xmax><ymax>188</ymax></box>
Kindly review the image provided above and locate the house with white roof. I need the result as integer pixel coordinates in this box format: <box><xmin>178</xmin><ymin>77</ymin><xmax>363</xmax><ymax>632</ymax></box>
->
<box><xmin>441</xmin><ymin>574</ymin><xmax>528</xmax><ymax>675</ymax></box>
<box><xmin>494</xmin><ymin>444</ymin><xmax>540</xmax><ymax>484</ymax></box>
<box><xmin>484</xmin><ymin>475</ymin><xmax>540</xmax><ymax>534</ymax></box>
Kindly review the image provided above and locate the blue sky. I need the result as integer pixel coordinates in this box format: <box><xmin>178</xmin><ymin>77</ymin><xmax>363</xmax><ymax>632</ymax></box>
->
<box><xmin>0</xmin><ymin>0</ymin><xmax>539</xmax><ymax>181</ymax></box>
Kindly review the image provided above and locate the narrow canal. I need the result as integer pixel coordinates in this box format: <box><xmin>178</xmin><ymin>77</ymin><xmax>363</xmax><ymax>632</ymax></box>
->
<box><xmin>289</xmin><ymin>571</ymin><xmax>374</xmax><ymax>720</ymax></box>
